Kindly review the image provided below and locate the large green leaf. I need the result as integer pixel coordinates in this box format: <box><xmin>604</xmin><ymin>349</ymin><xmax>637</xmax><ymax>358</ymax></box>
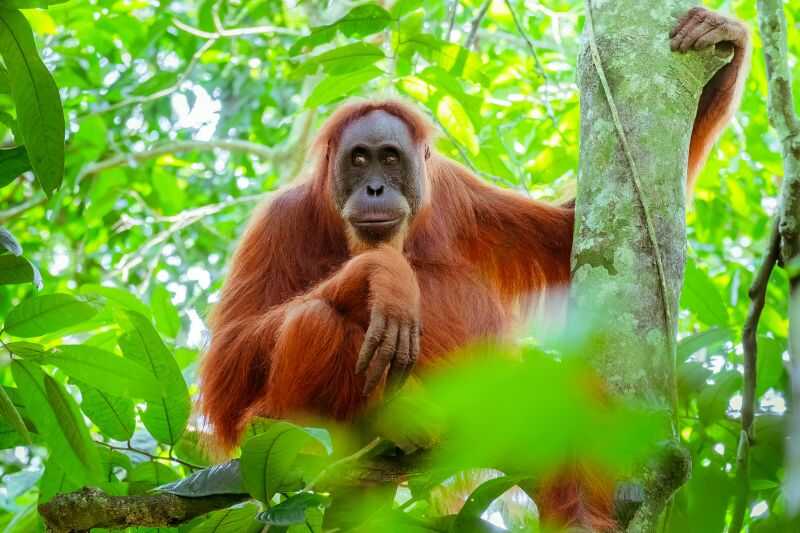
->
<box><xmin>159</xmin><ymin>460</ymin><xmax>245</xmax><ymax>497</ymax></box>
<box><xmin>0</xmin><ymin>0</ymin><xmax>69</xmax><ymax>7</ymax></box>
<box><xmin>75</xmin><ymin>381</ymin><xmax>135</xmax><ymax>441</ymax></box>
<box><xmin>0</xmin><ymin>9</ymin><xmax>64</xmax><ymax>195</ymax></box>
<box><xmin>118</xmin><ymin>310</ymin><xmax>189</xmax><ymax>444</ymax></box>
<box><xmin>305</xmin><ymin>66</ymin><xmax>383</xmax><ymax>108</ymax></box>
<box><xmin>290</xmin><ymin>4</ymin><xmax>392</xmax><ymax>55</ymax></box>
<box><xmin>681</xmin><ymin>260</ymin><xmax>729</xmax><ymax>327</ymax></box>
<box><xmin>32</xmin><ymin>345</ymin><xmax>164</xmax><ymax>401</ymax></box>
<box><xmin>294</xmin><ymin>43</ymin><xmax>385</xmax><ymax>77</ymax></box>
<box><xmin>3</xmin><ymin>293</ymin><xmax>98</xmax><ymax>337</ymax></box>
<box><xmin>0</xmin><ymin>226</ymin><xmax>22</xmax><ymax>255</ymax></box>
<box><xmin>0</xmin><ymin>384</ymin><xmax>31</xmax><ymax>444</ymax></box>
<box><xmin>79</xmin><ymin>284</ymin><xmax>152</xmax><ymax>317</ymax></box>
<box><xmin>151</xmin><ymin>285</ymin><xmax>180</xmax><ymax>338</ymax></box>
<box><xmin>257</xmin><ymin>493</ymin><xmax>328</xmax><ymax>526</ymax></box>
<box><xmin>0</xmin><ymin>145</ymin><xmax>30</xmax><ymax>188</ymax></box>
<box><xmin>241</xmin><ymin>421</ymin><xmax>313</xmax><ymax>504</ymax></box>
<box><xmin>0</xmin><ymin>254</ymin><xmax>38</xmax><ymax>286</ymax></box>
<box><xmin>453</xmin><ymin>475</ymin><xmax>526</xmax><ymax>531</ymax></box>
<box><xmin>11</xmin><ymin>360</ymin><xmax>103</xmax><ymax>485</ymax></box>
<box><xmin>187</xmin><ymin>502</ymin><xmax>262</xmax><ymax>533</ymax></box>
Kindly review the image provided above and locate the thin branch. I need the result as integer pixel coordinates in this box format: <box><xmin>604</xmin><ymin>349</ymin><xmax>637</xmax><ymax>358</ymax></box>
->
<box><xmin>75</xmin><ymin>139</ymin><xmax>280</xmax><ymax>185</ymax></box>
<box><xmin>445</xmin><ymin>0</ymin><xmax>459</xmax><ymax>41</ymax></box>
<box><xmin>0</xmin><ymin>194</ymin><xmax>47</xmax><ymax>224</ymax></box>
<box><xmin>173</xmin><ymin>18</ymin><xmax>299</xmax><ymax>39</ymax></box>
<box><xmin>464</xmin><ymin>0</ymin><xmax>491</xmax><ymax>51</ymax></box>
<box><xmin>91</xmin><ymin>38</ymin><xmax>218</xmax><ymax>116</ymax></box>
<box><xmin>114</xmin><ymin>193</ymin><xmax>266</xmax><ymax>275</ymax></box>
<box><xmin>38</xmin><ymin>451</ymin><xmax>431</xmax><ymax>532</ymax></box>
<box><xmin>96</xmin><ymin>440</ymin><xmax>203</xmax><ymax>471</ymax></box>
<box><xmin>38</xmin><ymin>487</ymin><xmax>248</xmax><ymax>533</ymax></box>
<box><xmin>730</xmin><ymin>221</ymin><xmax>781</xmax><ymax>533</ymax></box>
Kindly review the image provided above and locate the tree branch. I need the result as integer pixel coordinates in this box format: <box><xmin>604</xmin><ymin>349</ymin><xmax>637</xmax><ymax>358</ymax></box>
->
<box><xmin>730</xmin><ymin>221</ymin><xmax>782</xmax><ymax>533</ymax></box>
<box><xmin>37</xmin><ymin>452</ymin><xmax>430</xmax><ymax>532</ymax></box>
<box><xmin>38</xmin><ymin>487</ymin><xmax>247</xmax><ymax>533</ymax></box>
<box><xmin>756</xmin><ymin>0</ymin><xmax>800</xmax><ymax>515</ymax></box>
<box><xmin>75</xmin><ymin>139</ymin><xmax>281</xmax><ymax>185</ymax></box>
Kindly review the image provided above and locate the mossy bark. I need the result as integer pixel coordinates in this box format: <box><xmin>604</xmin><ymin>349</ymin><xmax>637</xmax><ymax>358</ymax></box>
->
<box><xmin>571</xmin><ymin>1</ymin><xmax>730</xmax><ymax>530</ymax></box>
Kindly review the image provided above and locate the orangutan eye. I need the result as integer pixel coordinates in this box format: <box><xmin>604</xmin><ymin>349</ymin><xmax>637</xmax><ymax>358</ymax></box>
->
<box><xmin>384</xmin><ymin>153</ymin><xmax>398</xmax><ymax>165</ymax></box>
<box><xmin>352</xmin><ymin>150</ymin><xmax>368</xmax><ymax>167</ymax></box>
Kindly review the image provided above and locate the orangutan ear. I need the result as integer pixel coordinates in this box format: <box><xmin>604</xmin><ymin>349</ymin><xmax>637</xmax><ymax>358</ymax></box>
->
<box><xmin>424</xmin><ymin>145</ymin><xmax>431</xmax><ymax>160</ymax></box>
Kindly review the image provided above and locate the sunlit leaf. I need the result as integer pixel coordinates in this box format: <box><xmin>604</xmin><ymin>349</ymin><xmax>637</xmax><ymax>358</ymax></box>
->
<box><xmin>118</xmin><ymin>310</ymin><xmax>190</xmax><ymax>444</ymax></box>
<box><xmin>4</xmin><ymin>293</ymin><xmax>98</xmax><ymax>337</ymax></box>
<box><xmin>241</xmin><ymin>421</ymin><xmax>313</xmax><ymax>504</ymax></box>
<box><xmin>0</xmin><ymin>9</ymin><xmax>64</xmax><ymax>195</ymax></box>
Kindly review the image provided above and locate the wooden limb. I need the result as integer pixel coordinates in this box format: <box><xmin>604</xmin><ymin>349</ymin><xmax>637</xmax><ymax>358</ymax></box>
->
<box><xmin>37</xmin><ymin>451</ymin><xmax>430</xmax><ymax>532</ymax></box>
<box><xmin>730</xmin><ymin>221</ymin><xmax>782</xmax><ymax>533</ymax></box>
<box><xmin>38</xmin><ymin>488</ymin><xmax>247</xmax><ymax>533</ymax></box>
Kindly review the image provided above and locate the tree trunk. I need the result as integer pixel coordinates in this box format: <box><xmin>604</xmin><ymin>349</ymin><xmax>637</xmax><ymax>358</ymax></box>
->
<box><xmin>571</xmin><ymin>1</ymin><xmax>730</xmax><ymax>530</ymax></box>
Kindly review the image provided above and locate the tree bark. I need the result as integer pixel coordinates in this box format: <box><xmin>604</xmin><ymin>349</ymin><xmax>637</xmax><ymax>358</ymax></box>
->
<box><xmin>571</xmin><ymin>1</ymin><xmax>730</xmax><ymax>530</ymax></box>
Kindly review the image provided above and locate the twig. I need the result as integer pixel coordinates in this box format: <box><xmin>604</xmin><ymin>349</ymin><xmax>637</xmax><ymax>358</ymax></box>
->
<box><xmin>91</xmin><ymin>38</ymin><xmax>218</xmax><ymax>116</ymax></box>
<box><xmin>464</xmin><ymin>0</ymin><xmax>491</xmax><ymax>51</ymax></box>
<box><xmin>75</xmin><ymin>139</ymin><xmax>280</xmax><ymax>185</ymax></box>
<box><xmin>173</xmin><ymin>18</ymin><xmax>299</xmax><ymax>39</ymax></box>
<box><xmin>96</xmin><ymin>440</ymin><xmax>203</xmax><ymax>471</ymax></box>
<box><xmin>114</xmin><ymin>193</ymin><xmax>266</xmax><ymax>275</ymax></box>
<box><xmin>445</xmin><ymin>0</ymin><xmax>458</xmax><ymax>41</ymax></box>
<box><xmin>730</xmin><ymin>221</ymin><xmax>781</xmax><ymax>533</ymax></box>
<box><xmin>0</xmin><ymin>195</ymin><xmax>47</xmax><ymax>224</ymax></box>
<box><xmin>38</xmin><ymin>487</ymin><xmax>247</xmax><ymax>533</ymax></box>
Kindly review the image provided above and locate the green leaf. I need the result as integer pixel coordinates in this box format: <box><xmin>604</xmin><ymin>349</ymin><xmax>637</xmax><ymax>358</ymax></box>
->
<box><xmin>0</xmin><ymin>384</ymin><xmax>31</xmax><ymax>444</ymax></box>
<box><xmin>128</xmin><ymin>461</ymin><xmax>180</xmax><ymax>495</ymax></box>
<box><xmin>118</xmin><ymin>310</ymin><xmax>190</xmax><ymax>444</ymax></box>
<box><xmin>0</xmin><ymin>0</ymin><xmax>69</xmax><ymax>7</ymax></box>
<box><xmin>4</xmin><ymin>293</ymin><xmax>98</xmax><ymax>337</ymax></box>
<box><xmin>294</xmin><ymin>43</ymin><xmax>385</xmax><ymax>77</ymax></box>
<box><xmin>0</xmin><ymin>254</ymin><xmax>38</xmax><ymax>286</ymax></box>
<box><xmin>0</xmin><ymin>9</ymin><xmax>64</xmax><ymax>195</ymax></box>
<box><xmin>698</xmin><ymin>370</ymin><xmax>742</xmax><ymax>425</ymax></box>
<box><xmin>187</xmin><ymin>502</ymin><xmax>262</xmax><ymax>533</ymax></box>
<box><xmin>34</xmin><ymin>345</ymin><xmax>164</xmax><ymax>401</ymax></box>
<box><xmin>290</xmin><ymin>4</ymin><xmax>392</xmax><ymax>55</ymax></box>
<box><xmin>436</xmin><ymin>95</ymin><xmax>480</xmax><ymax>155</ymax></box>
<box><xmin>756</xmin><ymin>335</ymin><xmax>786</xmax><ymax>396</ymax></box>
<box><xmin>159</xmin><ymin>460</ymin><xmax>245</xmax><ymax>497</ymax></box>
<box><xmin>11</xmin><ymin>360</ymin><xmax>103</xmax><ymax>485</ymax></box>
<box><xmin>43</xmin><ymin>373</ymin><xmax>103</xmax><ymax>478</ymax></box>
<box><xmin>79</xmin><ymin>283</ymin><xmax>151</xmax><ymax>317</ymax></box>
<box><xmin>241</xmin><ymin>421</ymin><xmax>313</xmax><ymax>504</ymax></box>
<box><xmin>681</xmin><ymin>260</ymin><xmax>729</xmax><ymax>327</ymax></box>
<box><xmin>305</xmin><ymin>66</ymin><xmax>383</xmax><ymax>108</ymax></box>
<box><xmin>0</xmin><ymin>145</ymin><xmax>30</xmax><ymax>188</ymax></box>
<box><xmin>0</xmin><ymin>226</ymin><xmax>22</xmax><ymax>255</ymax></box>
<box><xmin>677</xmin><ymin>328</ymin><xmax>732</xmax><ymax>361</ymax></box>
<box><xmin>76</xmin><ymin>381</ymin><xmax>135</xmax><ymax>441</ymax></box>
<box><xmin>257</xmin><ymin>492</ymin><xmax>328</xmax><ymax>525</ymax></box>
<box><xmin>453</xmin><ymin>475</ymin><xmax>526</xmax><ymax>531</ymax></box>
<box><xmin>151</xmin><ymin>285</ymin><xmax>180</xmax><ymax>338</ymax></box>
